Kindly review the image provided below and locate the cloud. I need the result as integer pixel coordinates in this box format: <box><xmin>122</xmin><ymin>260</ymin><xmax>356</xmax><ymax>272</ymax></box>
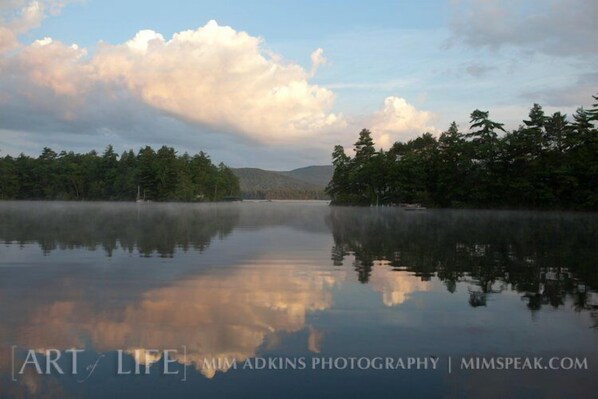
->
<box><xmin>0</xmin><ymin>0</ymin><xmax>43</xmax><ymax>53</ymax></box>
<box><xmin>309</xmin><ymin>47</ymin><xmax>326</xmax><ymax>77</ymax></box>
<box><xmin>0</xmin><ymin>0</ymin><xmax>71</xmax><ymax>53</ymax></box>
<box><xmin>0</xmin><ymin>3</ymin><xmax>436</xmax><ymax>165</ymax></box>
<box><xmin>370</xmin><ymin>96</ymin><xmax>437</xmax><ymax>147</ymax></box>
<box><xmin>448</xmin><ymin>0</ymin><xmax>598</xmax><ymax>57</ymax></box>
<box><xmin>0</xmin><ymin>19</ymin><xmax>346</xmax><ymax>148</ymax></box>
<box><xmin>95</xmin><ymin>22</ymin><xmax>345</xmax><ymax>142</ymax></box>
<box><xmin>7</xmin><ymin>37</ymin><xmax>89</xmax><ymax>97</ymax></box>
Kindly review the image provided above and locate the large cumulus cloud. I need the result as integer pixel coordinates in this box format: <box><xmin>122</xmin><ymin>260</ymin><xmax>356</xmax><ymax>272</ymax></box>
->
<box><xmin>1</xmin><ymin>18</ymin><xmax>344</xmax><ymax>144</ymax></box>
<box><xmin>92</xmin><ymin>22</ymin><xmax>344</xmax><ymax>142</ymax></box>
<box><xmin>0</xmin><ymin>1</ymin><xmax>438</xmax><ymax>165</ymax></box>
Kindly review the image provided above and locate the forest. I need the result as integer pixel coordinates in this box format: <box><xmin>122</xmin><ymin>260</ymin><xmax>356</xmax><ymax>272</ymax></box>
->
<box><xmin>0</xmin><ymin>145</ymin><xmax>240</xmax><ymax>201</ymax></box>
<box><xmin>326</xmin><ymin>94</ymin><xmax>598</xmax><ymax>210</ymax></box>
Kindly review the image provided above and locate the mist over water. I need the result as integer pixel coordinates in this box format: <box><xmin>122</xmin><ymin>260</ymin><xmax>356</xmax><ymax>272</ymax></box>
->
<box><xmin>0</xmin><ymin>202</ymin><xmax>596</xmax><ymax>398</ymax></box>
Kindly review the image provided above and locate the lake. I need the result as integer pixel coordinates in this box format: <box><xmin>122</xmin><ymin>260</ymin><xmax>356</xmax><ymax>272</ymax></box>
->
<box><xmin>0</xmin><ymin>201</ymin><xmax>596</xmax><ymax>398</ymax></box>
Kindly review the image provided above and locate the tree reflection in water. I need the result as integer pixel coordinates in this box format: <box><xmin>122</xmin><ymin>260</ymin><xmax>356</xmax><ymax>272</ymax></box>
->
<box><xmin>0</xmin><ymin>201</ymin><xmax>241</xmax><ymax>257</ymax></box>
<box><xmin>327</xmin><ymin>208</ymin><xmax>598</xmax><ymax>325</ymax></box>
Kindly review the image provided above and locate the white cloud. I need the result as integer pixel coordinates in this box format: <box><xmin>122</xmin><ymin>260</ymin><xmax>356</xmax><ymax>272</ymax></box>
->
<box><xmin>8</xmin><ymin>37</ymin><xmax>89</xmax><ymax>97</ymax></box>
<box><xmin>309</xmin><ymin>47</ymin><xmax>325</xmax><ymax>77</ymax></box>
<box><xmin>370</xmin><ymin>96</ymin><xmax>437</xmax><ymax>148</ymax></box>
<box><xmin>0</xmin><ymin>0</ymin><xmax>71</xmax><ymax>53</ymax></box>
<box><xmin>0</xmin><ymin>3</ymin><xmax>439</xmax><ymax>164</ymax></box>
<box><xmin>94</xmin><ymin>21</ymin><xmax>345</xmax><ymax>142</ymax></box>
<box><xmin>1</xmin><ymin>19</ymin><xmax>346</xmax><ymax>145</ymax></box>
<box><xmin>124</xmin><ymin>29</ymin><xmax>165</xmax><ymax>53</ymax></box>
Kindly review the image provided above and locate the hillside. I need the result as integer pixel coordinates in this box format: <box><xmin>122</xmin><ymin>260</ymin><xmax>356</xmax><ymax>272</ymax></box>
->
<box><xmin>231</xmin><ymin>166</ymin><xmax>332</xmax><ymax>200</ymax></box>
<box><xmin>279</xmin><ymin>165</ymin><xmax>333</xmax><ymax>187</ymax></box>
<box><xmin>232</xmin><ymin>168</ymin><xmax>321</xmax><ymax>192</ymax></box>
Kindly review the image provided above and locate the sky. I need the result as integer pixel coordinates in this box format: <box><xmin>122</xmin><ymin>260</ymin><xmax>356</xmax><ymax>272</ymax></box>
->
<box><xmin>0</xmin><ymin>0</ymin><xmax>596</xmax><ymax>169</ymax></box>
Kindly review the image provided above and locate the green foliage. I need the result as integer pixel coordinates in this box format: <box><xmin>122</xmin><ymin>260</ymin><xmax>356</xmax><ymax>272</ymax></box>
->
<box><xmin>327</xmin><ymin>94</ymin><xmax>598</xmax><ymax>210</ymax></box>
<box><xmin>0</xmin><ymin>145</ymin><xmax>239</xmax><ymax>202</ymax></box>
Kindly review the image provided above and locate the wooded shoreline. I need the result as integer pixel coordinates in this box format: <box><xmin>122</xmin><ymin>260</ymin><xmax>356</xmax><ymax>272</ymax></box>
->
<box><xmin>0</xmin><ymin>145</ymin><xmax>240</xmax><ymax>202</ymax></box>
<box><xmin>326</xmin><ymin>95</ymin><xmax>598</xmax><ymax>211</ymax></box>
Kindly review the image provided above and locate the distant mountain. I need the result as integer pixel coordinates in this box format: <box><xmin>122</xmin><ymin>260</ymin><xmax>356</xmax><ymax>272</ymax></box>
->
<box><xmin>231</xmin><ymin>165</ymin><xmax>333</xmax><ymax>200</ymax></box>
<box><xmin>232</xmin><ymin>168</ymin><xmax>321</xmax><ymax>191</ymax></box>
<box><xmin>279</xmin><ymin>165</ymin><xmax>334</xmax><ymax>187</ymax></box>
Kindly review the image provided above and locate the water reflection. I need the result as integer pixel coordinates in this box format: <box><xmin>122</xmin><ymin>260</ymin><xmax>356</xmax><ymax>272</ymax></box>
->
<box><xmin>0</xmin><ymin>202</ymin><xmax>345</xmax><ymax>392</ymax></box>
<box><xmin>0</xmin><ymin>202</ymin><xmax>597</xmax><ymax>398</ymax></box>
<box><xmin>327</xmin><ymin>208</ymin><xmax>598</xmax><ymax>325</ymax></box>
<box><xmin>0</xmin><ymin>201</ymin><xmax>240</xmax><ymax>257</ymax></box>
<box><xmin>367</xmin><ymin>261</ymin><xmax>430</xmax><ymax>306</ymax></box>
<box><xmin>3</xmin><ymin>261</ymin><xmax>338</xmax><ymax>379</ymax></box>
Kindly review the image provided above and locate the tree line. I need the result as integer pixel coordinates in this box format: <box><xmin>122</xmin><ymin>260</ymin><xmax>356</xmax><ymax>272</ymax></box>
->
<box><xmin>0</xmin><ymin>145</ymin><xmax>240</xmax><ymax>201</ymax></box>
<box><xmin>326</xmin><ymin>94</ymin><xmax>598</xmax><ymax>210</ymax></box>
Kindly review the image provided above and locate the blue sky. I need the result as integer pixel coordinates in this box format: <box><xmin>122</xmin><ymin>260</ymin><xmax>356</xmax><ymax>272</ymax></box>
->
<box><xmin>1</xmin><ymin>0</ymin><xmax>596</xmax><ymax>169</ymax></box>
<box><xmin>28</xmin><ymin>1</ymin><xmax>450</xmax><ymax>46</ymax></box>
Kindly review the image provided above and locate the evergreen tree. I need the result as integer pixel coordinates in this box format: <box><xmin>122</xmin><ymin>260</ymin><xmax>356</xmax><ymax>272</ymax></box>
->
<box><xmin>0</xmin><ymin>145</ymin><xmax>238</xmax><ymax>202</ymax></box>
<box><xmin>352</xmin><ymin>129</ymin><xmax>378</xmax><ymax>205</ymax></box>
<box><xmin>588</xmin><ymin>93</ymin><xmax>598</xmax><ymax>122</ymax></box>
<box><xmin>326</xmin><ymin>145</ymin><xmax>352</xmax><ymax>204</ymax></box>
<box><xmin>328</xmin><ymin>94</ymin><xmax>597</xmax><ymax>211</ymax></box>
<box><xmin>436</xmin><ymin>122</ymin><xmax>469</xmax><ymax>206</ymax></box>
<box><xmin>353</xmin><ymin>129</ymin><xmax>376</xmax><ymax>162</ymax></box>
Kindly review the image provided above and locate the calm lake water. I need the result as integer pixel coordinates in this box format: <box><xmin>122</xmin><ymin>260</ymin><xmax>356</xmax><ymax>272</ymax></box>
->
<box><xmin>0</xmin><ymin>201</ymin><xmax>596</xmax><ymax>398</ymax></box>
